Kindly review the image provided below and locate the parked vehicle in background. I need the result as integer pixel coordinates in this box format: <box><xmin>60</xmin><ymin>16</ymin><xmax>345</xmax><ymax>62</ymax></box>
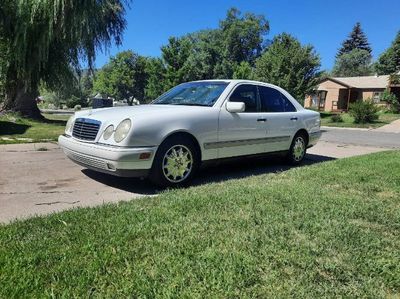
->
<box><xmin>58</xmin><ymin>80</ymin><xmax>321</xmax><ymax>187</ymax></box>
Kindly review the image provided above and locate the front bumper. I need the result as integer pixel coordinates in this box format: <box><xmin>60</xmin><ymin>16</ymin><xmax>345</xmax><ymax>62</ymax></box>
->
<box><xmin>58</xmin><ymin>135</ymin><xmax>157</xmax><ymax>177</ymax></box>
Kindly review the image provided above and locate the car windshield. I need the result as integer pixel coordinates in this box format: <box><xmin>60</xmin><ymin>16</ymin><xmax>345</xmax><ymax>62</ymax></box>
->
<box><xmin>152</xmin><ymin>82</ymin><xmax>229</xmax><ymax>107</ymax></box>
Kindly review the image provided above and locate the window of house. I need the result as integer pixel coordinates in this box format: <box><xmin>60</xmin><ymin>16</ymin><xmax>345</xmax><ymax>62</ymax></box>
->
<box><xmin>229</xmin><ymin>84</ymin><xmax>258</xmax><ymax>112</ymax></box>
<box><xmin>373</xmin><ymin>91</ymin><xmax>383</xmax><ymax>103</ymax></box>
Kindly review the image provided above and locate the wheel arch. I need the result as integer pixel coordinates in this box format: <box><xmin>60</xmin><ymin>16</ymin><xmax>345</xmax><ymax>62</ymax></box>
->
<box><xmin>294</xmin><ymin>129</ymin><xmax>309</xmax><ymax>146</ymax></box>
<box><xmin>158</xmin><ymin>130</ymin><xmax>202</xmax><ymax>161</ymax></box>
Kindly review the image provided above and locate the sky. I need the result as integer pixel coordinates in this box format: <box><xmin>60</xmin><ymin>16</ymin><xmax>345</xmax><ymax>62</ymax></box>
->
<box><xmin>94</xmin><ymin>0</ymin><xmax>400</xmax><ymax>71</ymax></box>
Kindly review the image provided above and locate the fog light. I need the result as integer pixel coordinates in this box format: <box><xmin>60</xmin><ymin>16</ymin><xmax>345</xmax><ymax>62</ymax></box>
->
<box><xmin>139</xmin><ymin>152</ymin><xmax>151</xmax><ymax>160</ymax></box>
<box><xmin>107</xmin><ymin>163</ymin><xmax>116</xmax><ymax>170</ymax></box>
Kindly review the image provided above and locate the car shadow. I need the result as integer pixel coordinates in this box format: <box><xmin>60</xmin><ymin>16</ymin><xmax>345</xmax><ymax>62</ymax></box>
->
<box><xmin>81</xmin><ymin>153</ymin><xmax>335</xmax><ymax>195</ymax></box>
<box><xmin>193</xmin><ymin>153</ymin><xmax>334</xmax><ymax>185</ymax></box>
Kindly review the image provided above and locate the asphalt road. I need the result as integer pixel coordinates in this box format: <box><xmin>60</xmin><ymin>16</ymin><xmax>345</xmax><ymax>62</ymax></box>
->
<box><xmin>320</xmin><ymin>127</ymin><xmax>400</xmax><ymax>148</ymax></box>
<box><xmin>1</xmin><ymin>127</ymin><xmax>398</xmax><ymax>223</ymax></box>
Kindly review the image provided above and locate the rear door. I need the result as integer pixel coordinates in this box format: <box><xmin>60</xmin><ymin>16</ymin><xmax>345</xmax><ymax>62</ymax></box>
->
<box><xmin>258</xmin><ymin>86</ymin><xmax>299</xmax><ymax>152</ymax></box>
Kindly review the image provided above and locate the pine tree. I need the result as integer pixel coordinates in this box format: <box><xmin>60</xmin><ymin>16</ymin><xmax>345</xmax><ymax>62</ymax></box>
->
<box><xmin>337</xmin><ymin>22</ymin><xmax>372</xmax><ymax>58</ymax></box>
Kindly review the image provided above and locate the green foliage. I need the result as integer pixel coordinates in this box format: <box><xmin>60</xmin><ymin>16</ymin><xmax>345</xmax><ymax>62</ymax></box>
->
<box><xmin>158</xmin><ymin>8</ymin><xmax>270</xmax><ymax>90</ymax></box>
<box><xmin>161</xmin><ymin>36</ymin><xmax>194</xmax><ymax>89</ymax></box>
<box><xmin>375</xmin><ymin>31</ymin><xmax>400</xmax><ymax>75</ymax></box>
<box><xmin>337</xmin><ymin>22</ymin><xmax>372</xmax><ymax>57</ymax></box>
<box><xmin>330</xmin><ymin>113</ymin><xmax>343</xmax><ymax>122</ymax></box>
<box><xmin>0</xmin><ymin>0</ymin><xmax>129</xmax><ymax>114</ymax></box>
<box><xmin>233</xmin><ymin>61</ymin><xmax>254</xmax><ymax>79</ymax></box>
<box><xmin>254</xmin><ymin>33</ymin><xmax>321</xmax><ymax>103</ymax></box>
<box><xmin>349</xmin><ymin>100</ymin><xmax>379</xmax><ymax>123</ymax></box>
<box><xmin>145</xmin><ymin>58</ymin><xmax>167</xmax><ymax>101</ymax></box>
<box><xmin>65</xmin><ymin>95</ymin><xmax>84</xmax><ymax>109</ymax></box>
<box><xmin>380</xmin><ymin>89</ymin><xmax>399</xmax><ymax>113</ymax></box>
<box><xmin>220</xmin><ymin>8</ymin><xmax>269</xmax><ymax>65</ymax></box>
<box><xmin>93</xmin><ymin>51</ymin><xmax>147</xmax><ymax>104</ymax></box>
<box><xmin>0</xmin><ymin>34</ymin><xmax>10</xmax><ymax>104</ymax></box>
<box><xmin>332</xmin><ymin>49</ymin><xmax>373</xmax><ymax>77</ymax></box>
<box><xmin>39</xmin><ymin>70</ymin><xmax>92</xmax><ymax>108</ymax></box>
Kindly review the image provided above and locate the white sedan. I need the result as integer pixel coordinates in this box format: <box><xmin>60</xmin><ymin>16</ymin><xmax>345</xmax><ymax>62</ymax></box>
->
<box><xmin>58</xmin><ymin>80</ymin><xmax>321</xmax><ymax>187</ymax></box>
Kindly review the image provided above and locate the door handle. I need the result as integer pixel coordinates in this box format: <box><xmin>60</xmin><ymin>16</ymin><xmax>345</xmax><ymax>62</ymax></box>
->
<box><xmin>290</xmin><ymin>117</ymin><xmax>298</xmax><ymax>121</ymax></box>
<box><xmin>257</xmin><ymin>118</ymin><xmax>267</xmax><ymax>122</ymax></box>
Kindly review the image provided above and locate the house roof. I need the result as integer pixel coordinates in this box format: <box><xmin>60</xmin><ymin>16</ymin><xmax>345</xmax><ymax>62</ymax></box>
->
<box><xmin>329</xmin><ymin>75</ymin><xmax>390</xmax><ymax>89</ymax></box>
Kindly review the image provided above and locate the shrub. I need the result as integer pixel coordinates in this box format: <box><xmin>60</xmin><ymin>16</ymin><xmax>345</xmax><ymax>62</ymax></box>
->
<box><xmin>74</xmin><ymin>105</ymin><xmax>81</xmax><ymax>111</ymax></box>
<box><xmin>66</xmin><ymin>95</ymin><xmax>86</xmax><ymax>108</ymax></box>
<box><xmin>380</xmin><ymin>89</ymin><xmax>399</xmax><ymax>113</ymax></box>
<box><xmin>330</xmin><ymin>114</ymin><xmax>343</xmax><ymax>122</ymax></box>
<box><xmin>349</xmin><ymin>100</ymin><xmax>379</xmax><ymax>123</ymax></box>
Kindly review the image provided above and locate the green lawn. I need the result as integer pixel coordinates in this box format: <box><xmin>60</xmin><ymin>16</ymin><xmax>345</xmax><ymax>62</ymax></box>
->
<box><xmin>320</xmin><ymin>111</ymin><xmax>400</xmax><ymax>128</ymax></box>
<box><xmin>0</xmin><ymin>113</ymin><xmax>69</xmax><ymax>144</ymax></box>
<box><xmin>1</xmin><ymin>151</ymin><xmax>399</xmax><ymax>298</ymax></box>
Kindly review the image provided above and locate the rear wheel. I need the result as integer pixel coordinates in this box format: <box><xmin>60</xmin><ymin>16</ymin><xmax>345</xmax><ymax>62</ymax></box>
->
<box><xmin>149</xmin><ymin>136</ymin><xmax>200</xmax><ymax>187</ymax></box>
<box><xmin>287</xmin><ymin>133</ymin><xmax>307</xmax><ymax>165</ymax></box>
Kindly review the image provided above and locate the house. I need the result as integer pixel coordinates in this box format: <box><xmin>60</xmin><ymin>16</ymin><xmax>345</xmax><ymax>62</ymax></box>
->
<box><xmin>304</xmin><ymin>75</ymin><xmax>400</xmax><ymax>112</ymax></box>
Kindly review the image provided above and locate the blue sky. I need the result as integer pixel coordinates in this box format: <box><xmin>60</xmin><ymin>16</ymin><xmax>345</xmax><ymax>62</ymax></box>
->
<box><xmin>94</xmin><ymin>0</ymin><xmax>400</xmax><ymax>71</ymax></box>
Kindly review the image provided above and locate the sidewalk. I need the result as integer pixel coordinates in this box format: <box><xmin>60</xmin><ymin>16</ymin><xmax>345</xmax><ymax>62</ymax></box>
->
<box><xmin>374</xmin><ymin>119</ymin><xmax>400</xmax><ymax>133</ymax></box>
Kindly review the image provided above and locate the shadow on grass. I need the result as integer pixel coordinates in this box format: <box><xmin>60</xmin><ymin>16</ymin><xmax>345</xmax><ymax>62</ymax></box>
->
<box><xmin>81</xmin><ymin>153</ymin><xmax>336</xmax><ymax>195</ymax></box>
<box><xmin>42</xmin><ymin>117</ymin><xmax>67</xmax><ymax>126</ymax></box>
<box><xmin>0</xmin><ymin>121</ymin><xmax>31</xmax><ymax>136</ymax></box>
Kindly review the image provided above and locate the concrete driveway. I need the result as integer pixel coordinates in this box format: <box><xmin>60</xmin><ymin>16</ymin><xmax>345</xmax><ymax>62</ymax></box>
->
<box><xmin>1</xmin><ymin>127</ymin><xmax>398</xmax><ymax>223</ymax></box>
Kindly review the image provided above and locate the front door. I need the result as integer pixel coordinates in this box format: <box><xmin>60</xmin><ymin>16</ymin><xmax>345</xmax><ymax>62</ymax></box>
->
<box><xmin>217</xmin><ymin>84</ymin><xmax>268</xmax><ymax>159</ymax></box>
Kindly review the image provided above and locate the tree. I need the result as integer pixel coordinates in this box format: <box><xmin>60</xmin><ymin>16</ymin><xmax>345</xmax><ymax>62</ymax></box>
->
<box><xmin>375</xmin><ymin>31</ymin><xmax>400</xmax><ymax>75</ymax></box>
<box><xmin>337</xmin><ymin>22</ymin><xmax>372</xmax><ymax>57</ymax></box>
<box><xmin>161</xmin><ymin>36</ymin><xmax>193</xmax><ymax>90</ymax></box>
<box><xmin>332</xmin><ymin>49</ymin><xmax>373</xmax><ymax>77</ymax></box>
<box><xmin>145</xmin><ymin>58</ymin><xmax>167</xmax><ymax>102</ymax></box>
<box><xmin>0</xmin><ymin>0</ymin><xmax>129</xmax><ymax>118</ymax></box>
<box><xmin>254</xmin><ymin>33</ymin><xmax>321</xmax><ymax>103</ymax></box>
<box><xmin>220</xmin><ymin>8</ymin><xmax>269</xmax><ymax>66</ymax></box>
<box><xmin>155</xmin><ymin>7</ymin><xmax>270</xmax><ymax>91</ymax></box>
<box><xmin>233</xmin><ymin>61</ymin><xmax>254</xmax><ymax>79</ymax></box>
<box><xmin>93</xmin><ymin>51</ymin><xmax>147</xmax><ymax>104</ymax></box>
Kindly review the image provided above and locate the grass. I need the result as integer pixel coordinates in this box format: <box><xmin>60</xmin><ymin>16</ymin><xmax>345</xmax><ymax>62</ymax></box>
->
<box><xmin>0</xmin><ymin>113</ymin><xmax>69</xmax><ymax>144</ymax></box>
<box><xmin>320</xmin><ymin>111</ymin><xmax>400</xmax><ymax>128</ymax></box>
<box><xmin>1</xmin><ymin>151</ymin><xmax>400</xmax><ymax>298</ymax></box>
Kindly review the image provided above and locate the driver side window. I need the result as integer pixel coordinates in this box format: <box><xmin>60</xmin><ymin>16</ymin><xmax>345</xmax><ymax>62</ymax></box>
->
<box><xmin>229</xmin><ymin>84</ymin><xmax>258</xmax><ymax>112</ymax></box>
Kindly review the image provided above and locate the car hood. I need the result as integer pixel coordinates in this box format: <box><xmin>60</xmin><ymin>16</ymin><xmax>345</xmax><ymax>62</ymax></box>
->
<box><xmin>74</xmin><ymin>104</ymin><xmax>213</xmax><ymax>122</ymax></box>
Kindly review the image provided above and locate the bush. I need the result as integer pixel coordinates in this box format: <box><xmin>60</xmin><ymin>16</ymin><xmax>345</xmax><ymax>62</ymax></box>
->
<box><xmin>66</xmin><ymin>95</ymin><xmax>85</xmax><ymax>109</ymax></box>
<box><xmin>349</xmin><ymin>100</ymin><xmax>379</xmax><ymax>124</ymax></box>
<box><xmin>74</xmin><ymin>105</ymin><xmax>81</xmax><ymax>111</ymax></box>
<box><xmin>380</xmin><ymin>89</ymin><xmax>399</xmax><ymax>113</ymax></box>
<box><xmin>330</xmin><ymin>114</ymin><xmax>343</xmax><ymax>122</ymax></box>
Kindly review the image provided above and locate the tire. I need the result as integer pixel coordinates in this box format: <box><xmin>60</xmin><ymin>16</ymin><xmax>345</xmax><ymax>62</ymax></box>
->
<box><xmin>287</xmin><ymin>132</ymin><xmax>307</xmax><ymax>165</ymax></box>
<box><xmin>149</xmin><ymin>135</ymin><xmax>200</xmax><ymax>188</ymax></box>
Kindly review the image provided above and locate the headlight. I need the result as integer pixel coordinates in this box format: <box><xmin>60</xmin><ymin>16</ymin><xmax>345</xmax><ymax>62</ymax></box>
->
<box><xmin>114</xmin><ymin>119</ymin><xmax>131</xmax><ymax>143</ymax></box>
<box><xmin>102</xmin><ymin>125</ymin><xmax>114</xmax><ymax>140</ymax></box>
<box><xmin>65</xmin><ymin>117</ymin><xmax>75</xmax><ymax>133</ymax></box>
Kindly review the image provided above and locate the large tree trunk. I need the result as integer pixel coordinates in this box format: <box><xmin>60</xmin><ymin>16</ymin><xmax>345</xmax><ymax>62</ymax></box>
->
<box><xmin>3</xmin><ymin>81</ymin><xmax>43</xmax><ymax>119</ymax></box>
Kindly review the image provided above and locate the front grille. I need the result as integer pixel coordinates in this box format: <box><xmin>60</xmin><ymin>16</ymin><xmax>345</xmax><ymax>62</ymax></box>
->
<box><xmin>72</xmin><ymin>118</ymin><xmax>101</xmax><ymax>141</ymax></box>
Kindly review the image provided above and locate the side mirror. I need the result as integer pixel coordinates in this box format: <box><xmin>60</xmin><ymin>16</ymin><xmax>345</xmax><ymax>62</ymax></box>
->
<box><xmin>226</xmin><ymin>101</ymin><xmax>245</xmax><ymax>113</ymax></box>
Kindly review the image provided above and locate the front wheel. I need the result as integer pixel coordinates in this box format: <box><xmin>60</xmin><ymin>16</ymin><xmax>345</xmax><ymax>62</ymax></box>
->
<box><xmin>149</xmin><ymin>136</ymin><xmax>199</xmax><ymax>187</ymax></box>
<box><xmin>287</xmin><ymin>133</ymin><xmax>307</xmax><ymax>165</ymax></box>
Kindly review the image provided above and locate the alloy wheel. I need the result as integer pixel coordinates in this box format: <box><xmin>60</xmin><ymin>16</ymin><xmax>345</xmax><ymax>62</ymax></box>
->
<box><xmin>162</xmin><ymin>144</ymin><xmax>193</xmax><ymax>183</ymax></box>
<box><xmin>292</xmin><ymin>137</ymin><xmax>305</xmax><ymax>162</ymax></box>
